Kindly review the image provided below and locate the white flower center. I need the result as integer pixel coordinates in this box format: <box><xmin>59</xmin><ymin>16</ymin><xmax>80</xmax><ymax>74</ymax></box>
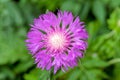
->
<box><xmin>49</xmin><ymin>33</ymin><xmax>65</xmax><ymax>49</ymax></box>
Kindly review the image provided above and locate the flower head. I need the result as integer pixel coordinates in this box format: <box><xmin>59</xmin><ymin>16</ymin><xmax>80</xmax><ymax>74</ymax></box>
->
<box><xmin>26</xmin><ymin>10</ymin><xmax>88</xmax><ymax>73</ymax></box>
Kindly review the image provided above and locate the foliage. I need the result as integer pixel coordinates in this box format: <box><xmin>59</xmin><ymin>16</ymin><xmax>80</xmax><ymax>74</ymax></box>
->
<box><xmin>0</xmin><ymin>0</ymin><xmax>120</xmax><ymax>80</ymax></box>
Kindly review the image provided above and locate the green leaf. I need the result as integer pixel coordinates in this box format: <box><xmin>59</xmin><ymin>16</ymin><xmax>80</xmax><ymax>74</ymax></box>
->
<box><xmin>80</xmin><ymin>1</ymin><xmax>91</xmax><ymax>20</ymax></box>
<box><xmin>109</xmin><ymin>0</ymin><xmax>120</xmax><ymax>8</ymax></box>
<box><xmin>82</xmin><ymin>56</ymin><xmax>108</xmax><ymax>69</ymax></box>
<box><xmin>0</xmin><ymin>68</ymin><xmax>15</xmax><ymax>80</ymax></box>
<box><xmin>67</xmin><ymin>69</ymin><xmax>81</xmax><ymax>80</ymax></box>
<box><xmin>14</xmin><ymin>59</ymin><xmax>34</xmax><ymax>73</ymax></box>
<box><xmin>108</xmin><ymin>8</ymin><xmax>120</xmax><ymax>31</ymax></box>
<box><xmin>61</xmin><ymin>0</ymin><xmax>81</xmax><ymax>15</ymax></box>
<box><xmin>92</xmin><ymin>0</ymin><xmax>106</xmax><ymax>24</ymax></box>
<box><xmin>87</xmin><ymin>21</ymin><xmax>101</xmax><ymax>46</ymax></box>
<box><xmin>24</xmin><ymin>69</ymin><xmax>48</xmax><ymax>80</ymax></box>
<box><xmin>7</xmin><ymin>2</ymin><xmax>24</xmax><ymax>26</ymax></box>
<box><xmin>82</xmin><ymin>69</ymin><xmax>108</xmax><ymax>80</ymax></box>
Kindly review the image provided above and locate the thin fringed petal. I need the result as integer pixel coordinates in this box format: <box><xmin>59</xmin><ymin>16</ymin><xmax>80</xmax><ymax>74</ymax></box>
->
<box><xmin>58</xmin><ymin>11</ymin><xmax>74</xmax><ymax>30</ymax></box>
<box><xmin>35</xmin><ymin>52</ymin><xmax>52</xmax><ymax>70</ymax></box>
<box><xmin>42</xmin><ymin>12</ymin><xmax>58</xmax><ymax>27</ymax></box>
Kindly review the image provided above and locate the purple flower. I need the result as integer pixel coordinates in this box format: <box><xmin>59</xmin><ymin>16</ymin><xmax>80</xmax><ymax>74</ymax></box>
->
<box><xmin>26</xmin><ymin>11</ymin><xmax>88</xmax><ymax>74</ymax></box>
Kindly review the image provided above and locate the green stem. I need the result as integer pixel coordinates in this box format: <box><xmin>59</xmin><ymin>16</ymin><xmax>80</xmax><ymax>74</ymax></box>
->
<box><xmin>49</xmin><ymin>69</ymin><xmax>55</xmax><ymax>80</ymax></box>
<box><xmin>108</xmin><ymin>58</ymin><xmax>120</xmax><ymax>65</ymax></box>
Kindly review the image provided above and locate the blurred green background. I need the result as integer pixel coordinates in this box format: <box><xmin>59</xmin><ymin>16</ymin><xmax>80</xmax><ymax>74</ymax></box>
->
<box><xmin>0</xmin><ymin>0</ymin><xmax>120</xmax><ymax>80</ymax></box>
